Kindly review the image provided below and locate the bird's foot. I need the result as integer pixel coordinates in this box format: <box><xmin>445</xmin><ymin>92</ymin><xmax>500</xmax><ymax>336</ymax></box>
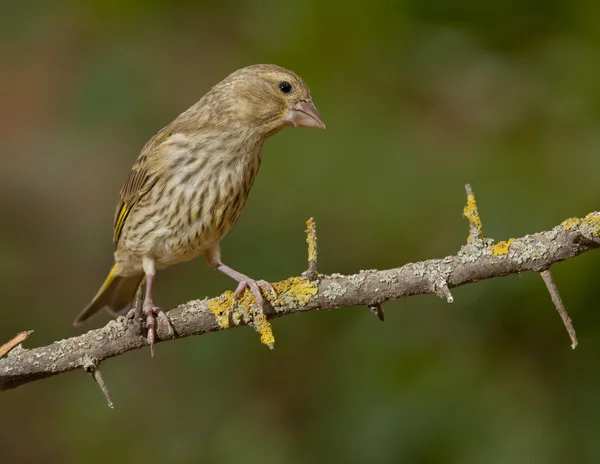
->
<box><xmin>144</xmin><ymin>305</ymin><xmax>173</xmax><ymax>357</ymax></box>
<box><xmin>125</xmin><ymin>304</ymin><xmax>173</xmax><ymax>356</ymax></box>
<box><xmin>233</xmin><ymin>278</ymin><xmax>276</xmax><ymax>308</ymax></box>
<box><xmin>231</xmin><ymin>278</ymin><xmax>277</xmax><ymax>349</ymax></box>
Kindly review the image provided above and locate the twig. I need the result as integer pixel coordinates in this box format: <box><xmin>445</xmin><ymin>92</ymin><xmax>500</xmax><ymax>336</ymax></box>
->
<box><xmin>540</xmin><ymin>269</ymin><xmax>578</xmax><ymax>349</ymax></box>
<box><xmin>463</xmin><ymin>184</ymin><xmax>484</xmax><ymax>242</ymax></box>
<box><xmin>434</xmin><ymin>283</ymin><xmax>454</xmax><ymax>303</ymax></box>
<box><xmin>2</xmin><ymin>187</ymin><xmax>600</xmax><ymax>393</ymax></box>
<box><xmin>305</xmin><ymin>217</ymin><xmax>318</xmax><ymax>280</ymax></box>
<box><xmin>0</xmin><ymin>330</ymin><xmax>34</xmax><ymax>359</ymax></box>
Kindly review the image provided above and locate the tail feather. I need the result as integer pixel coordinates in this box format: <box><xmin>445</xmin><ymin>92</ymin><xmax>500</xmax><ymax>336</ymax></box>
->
<box><xmin>74</xmin><ymin>265</ymin><xmax>144</xmax><ymax>326</ymax></box>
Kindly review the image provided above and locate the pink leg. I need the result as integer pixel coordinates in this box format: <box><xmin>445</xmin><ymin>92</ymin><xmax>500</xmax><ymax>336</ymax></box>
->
<box><xmin>204</xmin><ymin>245</ymin><xmax>276</xmax><ymax>308</ymax></box>
<box><xmin>125</xmin><ymin>272</ymin><xmax>173</xmax><ymax>356</ymax></box>
<box><xmin>217</xmin><ymin>263</ymin><xmax>276</xmax><ymax>307</ymax></box>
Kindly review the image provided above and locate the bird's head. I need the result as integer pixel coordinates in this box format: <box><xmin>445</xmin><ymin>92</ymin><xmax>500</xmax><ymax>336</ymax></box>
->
<box><xmin>214</xmin><ymin>64</ymin><xmax>325</xmax><ymax>137</ymax></box>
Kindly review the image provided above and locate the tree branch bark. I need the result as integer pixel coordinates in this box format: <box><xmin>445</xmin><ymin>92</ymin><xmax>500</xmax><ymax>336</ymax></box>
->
<box><xmin>2</xmin><ymin>186</ymin><xmax>599</xmax><ymax>403</ymax></box>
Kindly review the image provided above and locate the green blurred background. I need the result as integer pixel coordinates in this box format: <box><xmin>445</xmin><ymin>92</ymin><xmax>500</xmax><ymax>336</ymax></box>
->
<box><xmin>2</xmin><ymin>1</ymin><xmax>600</xmax><ymax>462</ymax></box>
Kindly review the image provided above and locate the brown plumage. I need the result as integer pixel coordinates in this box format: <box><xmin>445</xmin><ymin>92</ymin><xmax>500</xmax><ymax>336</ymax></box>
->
<box><xmin>74</xmin><ymin>64</ymin><xmax>325</xmax><ymax>354</ymax></box>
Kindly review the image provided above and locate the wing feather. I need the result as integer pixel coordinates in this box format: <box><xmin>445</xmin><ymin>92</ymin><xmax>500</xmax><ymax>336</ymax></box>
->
<box><xmin>113</xmin><ymin>131</ymin><xmax>173</xmax><ymax>246</ymax></box>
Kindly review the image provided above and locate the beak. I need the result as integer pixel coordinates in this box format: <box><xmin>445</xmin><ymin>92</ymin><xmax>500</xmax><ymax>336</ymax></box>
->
<box><xmin>285</xmin><ymin>100</ymin><xmax>326</xmax><ymax>129</ymax></box>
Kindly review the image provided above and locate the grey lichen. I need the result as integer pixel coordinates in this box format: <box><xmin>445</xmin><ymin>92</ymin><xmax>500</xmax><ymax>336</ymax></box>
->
<box><xmin>323</xmin><ymin>282</ymin><xmax>347</xmax><ymax>300</ymax></box>
<box><xmin>410</xmin><ymin>262</ymin><xmax>427</xmax><ymax>278</ymax></box>
<box><xmin>359</xmin><ymin>269</ymin><xmax>377</xmax><ymax>274</ymax></box>
<box><xmin>508</xmin><ymin>234</ymin><xmax>560</xmax><ymax>264</ymax></box>
<box><xmin>231</xmin><ymin>304</ymin><xmax>253</xmax><ymax>326</ymax></box>
<box><xmin>182</xmin><ymin>298</ymin><xmax>209</xmax><ymax>315</ymax></box>
<box><xmin>81</xmin><ymin>354</ymin><xmax>96</xmax><ymax>371</ymax></box>
<box><xmin>379</xmin><ymin>271</ymin><xmax>397</xmax><ymax>284</ymax></box>
<box><xmin>348</xmin><ymin>273</ymin><xmax>366</xmax><ymax>286</ymax></box>
<box><xmin>5</xmin><ymin>344</ymin><xmax>25</xmax><ymax>357</ymax></box>
<box><xmin>458</xmin><ymin>238</ymin><xmax>494</xmax><ymax>263</ymax></box>
<box><xmin>546</xmin><ymin>226</ymin><xmax>560</xmax><ymax>241</ymax></box>
<box><xmin>580</xmin><ymin>213</ymin><xmax>600</xmax><ymax>242</ymax></box>
<box><xmin>423</xmin><ymin>259</ymin><xmax>454</xmax><ymax>300</ymax></box>
<box><xmin>102</xmin><ymin>319</ymin><xmax>127</xmax><ymax>341</ymax></box>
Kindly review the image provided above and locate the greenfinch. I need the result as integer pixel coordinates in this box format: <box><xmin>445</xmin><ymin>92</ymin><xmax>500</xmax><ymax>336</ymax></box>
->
<box><xmin>74</xmin><ymin>64</ymin><xmax>325</xmax><ymax>354</ymax></box>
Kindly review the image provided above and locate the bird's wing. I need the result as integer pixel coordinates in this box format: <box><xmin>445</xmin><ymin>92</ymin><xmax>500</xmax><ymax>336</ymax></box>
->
<box><xmin>113</xmin><ymin>131</ymin><xmax>173</xmax><ymax>246</ymax></box>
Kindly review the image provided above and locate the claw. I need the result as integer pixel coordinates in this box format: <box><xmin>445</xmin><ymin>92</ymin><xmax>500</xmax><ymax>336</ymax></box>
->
<box><xmin>125</xmin><ymin>304</ymin><xmax>173</xmax><ymax>357</ymax></box>
<box><xmin>213</xmin><ymin>261</ymin><xmax>277</xmax><ymax>307</ymax></box>
<box><xmin>257</xmin><ymin>280</ymin><xmax>277</xmax><ymax>297</ymax></box>
<box><xmin>146</xmin><ymin>307</ymin><xmax>156</xmax><ymax>356</ymax></box>
<box><xmin>232</xmin><ymin>278</ymin><xmax>276</xmax><ymax>308</ymax></box>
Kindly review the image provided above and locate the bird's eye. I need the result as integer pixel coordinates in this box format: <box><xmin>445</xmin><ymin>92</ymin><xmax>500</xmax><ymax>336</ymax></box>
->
<box><xmin>278</xmin><ymin>81</ymin><xmax>292</xmax><ymax>94</ymax></box>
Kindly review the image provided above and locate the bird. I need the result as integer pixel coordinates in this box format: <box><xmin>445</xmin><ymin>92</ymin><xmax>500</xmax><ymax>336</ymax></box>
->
<box><xmin>74</xmin><ymin>64</ymin><xmax>325</xmax><ymax>355</ymax></box>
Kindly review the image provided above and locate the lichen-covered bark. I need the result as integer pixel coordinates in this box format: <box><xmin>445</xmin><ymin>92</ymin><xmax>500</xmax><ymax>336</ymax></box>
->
<box><xmin>1</xmin><ymin>211</ymin><xmax>598</xmax><ymax>392</ymax></box>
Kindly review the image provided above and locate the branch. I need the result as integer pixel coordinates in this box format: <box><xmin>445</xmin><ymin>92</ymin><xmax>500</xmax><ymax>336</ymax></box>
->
<box><xmin>2</xmin><ymin>185</ymin><xmax>599</xmax><ymax>403</ymax></box>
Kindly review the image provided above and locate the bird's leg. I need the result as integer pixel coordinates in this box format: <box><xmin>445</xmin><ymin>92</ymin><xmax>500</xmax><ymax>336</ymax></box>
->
<box><xmin>217</xmin><ymin>264</ymin><xmax>276</xmax><ymax>305</ymax></box>
<box><xmin>126</xmin><ymin>259</ymin><xmax>173</xmax><ymax>356</ymax></box>
<box><xmin>204</xmin><ymin>245</ymin><xmax>276</xmax><ymax>308</ymax></box>
<box><xmin>142</xmin><ymin>273</ymin><xmax>163</xmax><ymax>357</ymax></box>
<box><xmin>124</xmin><ymin>282</ymin><xmax>145</xmax><ymax>333</ymax></box>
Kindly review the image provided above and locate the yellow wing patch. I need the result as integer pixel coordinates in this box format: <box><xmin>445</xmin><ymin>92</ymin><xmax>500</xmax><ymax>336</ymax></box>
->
<box><xmin>158</xmin><ymin>132</ymin><xmax>172</xmax><ymax>143</ymax></box>
<box><xmin>112</xmin><ymin>131</ymin><xmax>172</xmax><ymax>245</ymax></box>
<box><xmin>114</xmin><ymin>202</ymin><xmax>131</xmax><ymax>243</ymax></box>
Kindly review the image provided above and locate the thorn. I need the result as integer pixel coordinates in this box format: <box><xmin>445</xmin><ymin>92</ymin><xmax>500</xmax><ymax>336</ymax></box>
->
<box><xmin>305</xmin><ymin>217</ymin><xmax>318</xmax><ymax>281</ymax></box>
<box><xmin>540</xmin><ymin>269</ymin><xmax>578</xmax><ymax>349</ymax></box>
<box><xmin>434</xmin><ymin>283</ymin><xmax>454</xmax><ymax>303</ymax></box>
<box><xmin>0</xmin><ymin>330</ymin><xmax>34</xmax><ymax>359</ymax></box>
<box><xmin>83</xmin><ymin>357</ymin><xmax>115</xmax><ymax>409</ymax></box>
<box><xmin>91</xmin><ymin>368</ymin><xmax>115</xmax><ymax>409</ymax></box>
<box><xmin>369</xmin><ymin>303</ymin><xmax>385</xmax><ymax>321</ymax></box>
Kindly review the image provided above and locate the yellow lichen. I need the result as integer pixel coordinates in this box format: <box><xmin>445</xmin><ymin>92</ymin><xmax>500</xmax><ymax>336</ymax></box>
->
<box><xmin>463</xmin><ymin>194</ymin><xmax>483</xmax><ymax>241</ymax></box>
<box><xmin>208</xmin><ymin>293</ymin><xmax>234</xmax><ymax>329</ymax></box>
<box><xmin>306</xmin><ymin>218</ymin><xmax>318</xmax><ymax>267</ymax></box>
<box><xmin>207</xmin><ymin>277</ymin><xmax>318</xmax><ymax>348</ymax></box>
<box><xmin>561</xmin><ymin>214</ymin><xmax>600</xmax><ymax>235</ymax></box>
<box><xmin>489</xmin><ymin>238</ymin><xmax>515</xmax><ymax>257</ymax></box>
<box><xmin>583</xmin><ymin>212</ymin><xmax>600</xmax><ymax>235</ymax></box>
<box><xmin>252</xmin><ymin>313</ymin><xmax>274</xmax><ymax>348</ymax></box>
<box><xmin>272</xmin><ymin>277</ymin><xmax>318</xmax><ymax>307</ymax></box>
<box><xmin>562</xmin><ymin>217</ymin><xmax>581</xmax><ymax>231</ymax></box>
